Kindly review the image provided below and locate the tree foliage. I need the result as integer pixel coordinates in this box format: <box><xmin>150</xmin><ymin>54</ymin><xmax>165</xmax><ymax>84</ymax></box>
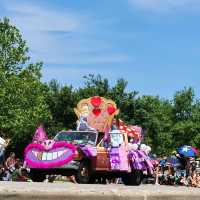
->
<box><xmin>0</xmin><ymin>18</ymin><xmax>29</xmax><ymax>74</ymax></box>
<box><xmin>0</xmin><ymin>18</ymin><xmax>51</xmax><ymax>155</ymax></box>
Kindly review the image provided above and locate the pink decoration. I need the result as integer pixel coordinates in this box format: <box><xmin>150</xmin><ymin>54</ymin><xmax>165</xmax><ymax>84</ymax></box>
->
<box><xmin>107</xmin><ymin>105</ymin><xmax>116</xmax><ymax>115</ymax></box>
<box><xmin>32</xmin><ymin>125</ymin><xmax>48</xmax><ymax>143</ymax></box>
<box><xmin>90</xmin><ymin>96</ymin><xmax>102</xmax><ymax>107</ymax></box>
<box><xmin>92</xmin><ymin>108</ymin><xmax>101</xmax><ymax>116</ymax></box>
<box><xmin>119</xmin><ymin>145</ymin><xmax>129</xmax><ymax>171</ymax></box>
<box><xmin>41</xmin><ymin>140</ymin><xmax>55</xmax><ymax>150</ymax></box>
<box><xmin>24</xmin><ymin>141</ymin><xmax>76</xmax><ymax>168</ymax></box>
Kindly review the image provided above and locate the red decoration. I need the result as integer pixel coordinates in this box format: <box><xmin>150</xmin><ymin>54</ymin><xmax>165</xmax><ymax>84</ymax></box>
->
<box><xmin>114</xmin><ymin>119</ymin><xmax>141</xmax><ymax>139</ymax></box>
<box><xmin>92</xmin><ymin>108</ymin><xmax>101</xmax><ymax>116</ymax></box>
<box><xmin>107</xmin><ymin>105</ymin><xmax>116</xmax><ymax>115</ymax></box>
<box><xmin>91</xmin><ymin>96</ymin><xmax>102</xmax><ymax>107</ymax></box>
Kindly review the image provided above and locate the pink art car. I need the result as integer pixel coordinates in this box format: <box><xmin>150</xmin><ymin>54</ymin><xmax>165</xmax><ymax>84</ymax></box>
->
<box><xmin>24</xmin><ymin>96</ymin><xmax>154</xmax><ymax>185</ymax></box>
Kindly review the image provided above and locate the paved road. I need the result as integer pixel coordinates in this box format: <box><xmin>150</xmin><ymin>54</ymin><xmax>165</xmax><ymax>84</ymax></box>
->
<box><xmin>0</xmin><ymin>182</ymin><xmax>200</xmax><ymax>200</ymax></box>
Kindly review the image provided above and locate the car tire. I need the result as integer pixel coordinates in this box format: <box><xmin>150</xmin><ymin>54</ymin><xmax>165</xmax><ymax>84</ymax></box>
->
<box><xmin>122</xmin><ymin>170</ymin><xmax>143</xmax><ymax>186</ymax></box>
<box><xmin>122</xmin><ymin>174</ymin><xmax>130</xmax><ymax>185</ymax></box>
<box><xmin>29</xmin><ymin>169</ymin><xmax>46</xmax><ymax>182</ymax></box>
<box><xmin>75</xmin><ymin>160</ymin><xmax>94</xmax><ymax>184</ymax></box>
<box><xmin>129</xmin><ymin>170</ymin><xmax>143</xmax><ymax>185</ymax></box>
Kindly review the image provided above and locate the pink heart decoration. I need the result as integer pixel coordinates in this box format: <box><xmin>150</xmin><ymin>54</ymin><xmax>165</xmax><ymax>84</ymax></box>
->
<box><xmin>107</xmin><ymin>105</ymin><xmax>116</xmax><ymax>115</ymax></box>
<box><xmin>91</xmin><ymin>96</ymin><xmax>102</xmax><ymax>107</ymax></box>
<box><xmin>92</xmin><ymin>108</ymin><xmax>101</xmax><ymax>116</ymax></box>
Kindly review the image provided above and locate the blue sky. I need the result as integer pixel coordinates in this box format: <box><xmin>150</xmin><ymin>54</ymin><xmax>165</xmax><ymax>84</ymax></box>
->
<box><xmin>0</xmin><ymin>0</ymin><xmax>200</xmax><ymax>98</ymax></box>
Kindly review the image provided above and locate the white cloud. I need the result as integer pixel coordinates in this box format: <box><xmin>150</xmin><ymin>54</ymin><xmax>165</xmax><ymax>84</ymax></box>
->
<box><xmin>0</xmin><ymin>0</ymin><xmax>132</xmax><ymax>84</ymax></box>
<box><xmin>2</xmin><ymin>1</ymin><xmax>132</xmax><ymax>65</ymax></box>
<box><xmin>128</xmin><ymin>0</ymin><xmax>200</xmax><ymax>12</ymax></box>
<box><xmin>3</xmin><ymin>1</ymin><xmax>81</xmax><ymax>32</ymax></box>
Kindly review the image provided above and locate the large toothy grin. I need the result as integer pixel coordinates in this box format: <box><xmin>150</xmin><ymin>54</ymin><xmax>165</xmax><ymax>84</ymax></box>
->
<box><xmin>32</xmin><ymin>149</ymin><xmax>68</xmax><ymax>161</ymax></box>
<box><xmin>25</xmin><ymin>141</ymin><xmax>76</xmax><ymax>168</ymax></box>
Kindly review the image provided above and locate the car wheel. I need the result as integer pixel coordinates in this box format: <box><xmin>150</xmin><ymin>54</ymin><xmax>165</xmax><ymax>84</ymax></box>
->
<box><xmin>122</xmin><ymin>174</ymin><xmax>130</xmax><ymax>185</ymax></box>
<box><xmin>29</xmin><ymin>169</ymin><xmax>46</xmax><ymax>182</ymax></box>
<box><xmin>75</xmin><ymin>160</ymin><xmax>93</xmax><ymax>184</ymax></box>
<box><xmin>129</xmin><ymin>170</ymin><xmax>143</xmax><ymax>186</ymax></box>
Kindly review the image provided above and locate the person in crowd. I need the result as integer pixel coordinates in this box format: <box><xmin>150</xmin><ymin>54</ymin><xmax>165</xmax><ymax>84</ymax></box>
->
<box><xmin>3</xmin><ymin>152</ymin><xmax>17</xmax><ymax>181</ymax></box>
<box><xmin>67</xmin><ymin>175</ymin><xmax>77</xmax><ymax>183</ymax></box>
<box><xmin>15</xmin><ymin>168</ymin><xmax>29</xmax><ymax>182</ymax></box>
<box><xmin>0</xmin><ymin>164</ymin><xmax>5</xmax><ymax>180</ymax></box>
<box><xmin>167</xmin><ymin>166</ymin><xmax>175</xmax><ymax>185</ymax></box>
<box><xmin>180</xmin><ymin>175</ymin><xmax>188</xmax><ymax>186</ymax></box>
<box><xmin>5</xmin><ymin>152</ymin><xmax>16</xmax><ymax>171</ymax></box>
<box><xmin>0</xmin><ymin>138</ymin><xmax>10</xmax><ymax>165</ymax></box>
<box><xmin>1</xmin><ymin>168</ymin><xmax>12</xmax><ymax>181</ymax></box>
<box><xmin>188</xmin><ymin>170</ymin><xmax>197</xmax><ymax>187</ymax></box>
<box><xmin>196</xmin><ymin>173</ymin><xmax>200</xmax><ymax>187</ymax></box>
<box><xmin>11</xmin><ymin>161</ymin><xmax>21</xmax><ymax>181</ymax></box>
<box><xmin>154</xmin><ymin>164</ymin><xmax>162</xmax><ymax>185</ymax></box>
<box><xmin>18</xmin><ymin>168</ymin><xmax>29</xmax><ymax>182</ymax></box>
<box><xmin>11</xmin><ymin>160</ymin><xmax>29</xmax><ymax>182</ymax></box>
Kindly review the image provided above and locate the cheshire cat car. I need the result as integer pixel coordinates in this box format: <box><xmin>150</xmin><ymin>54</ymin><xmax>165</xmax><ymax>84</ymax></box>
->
<box><xmin>25</xmin><ymin>129</ymin><xmax>154</xmax><ymax>185</ymax></box>
<box><xmin>24</xmin><ymin>96</ymin><xmax>154</xmax><ymax>185</ymax></box>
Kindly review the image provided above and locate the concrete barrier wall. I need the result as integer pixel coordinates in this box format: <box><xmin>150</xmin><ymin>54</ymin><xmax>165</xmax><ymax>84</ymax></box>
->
<box><xmin>0</xmin><ymin>182</ymin><xmax>200</xmax><ymax>200</ymax></box>
<box><xmin>1</xmin><ymin>192</ymin><xmax>200</xmax><ymax>200</ymax></box>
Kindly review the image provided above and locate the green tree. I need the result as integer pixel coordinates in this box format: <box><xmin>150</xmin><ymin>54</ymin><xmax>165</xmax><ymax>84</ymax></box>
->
<box><xmin>134</xmin><ymin>96</ymin><xmax>173</xmax><ymax>155</ymax></box>
<box><xmin>171</xmin><ymin>87</ymin><xmax>200</xmax><ymax>149</ymax></box>
<box><xmin>109</xmin><ymin>78</ymin><xmax>138</xmax><ymax>123</ymax></box>
<box><xmin>172</xmin><ymin>87</ymin><xmax>194</xmax><ymax>122</ymax></box>
<box><xmin>0</xmin><ymin>18</ymin><xmax>51</xmax><ymax>155</ymax></box>
<box><xmin>45</xmin><ymin>79</ymin><xmax>77</xmax><ymax>135</ymax></box>
<box><xmin>0</xmin><ymin>18</ymin><xmax>29</xmax><ymax>74</ymax></box>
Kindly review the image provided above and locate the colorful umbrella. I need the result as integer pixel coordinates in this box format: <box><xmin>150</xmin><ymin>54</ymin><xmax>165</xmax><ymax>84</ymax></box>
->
<box><xmin>176</xmin><ymin>145</ymin><xmax>196</xmax><ymax>158</ymax></box>
<box><xmin>192</xmin><ymin>147</ymin><xmax>199</xmax><ymax>156</ymax></box>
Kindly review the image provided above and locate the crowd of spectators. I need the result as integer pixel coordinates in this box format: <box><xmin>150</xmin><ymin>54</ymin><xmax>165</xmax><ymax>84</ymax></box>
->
<box><xmin>153</xmin><ymin>156</ymin><xmax>200</xmax><ymax>187</ymax></box>
<box><xmin>0</xmin><ymin>152</ymin><xmax>29</xmax><ymax>182</ymax></box>
<box><xmin>0</xmin><ymin>137</ymin><xmax>29</xmax><ymax>182</ymax></box>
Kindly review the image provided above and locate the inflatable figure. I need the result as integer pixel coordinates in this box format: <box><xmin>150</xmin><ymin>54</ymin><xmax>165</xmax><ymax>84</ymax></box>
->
<box><xmin>74</xmin><ymin>96</ymin><xmax>119</xmax><ymax>132</ymax></box>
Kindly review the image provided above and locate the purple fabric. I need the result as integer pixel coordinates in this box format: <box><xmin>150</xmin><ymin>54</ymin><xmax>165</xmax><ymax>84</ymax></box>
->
<box><xmin>78</xmin><ymin>145</ymin><xmax>97</xmax><ymax>157</ymax></box>
<box><xmin>129</xmin><ymin>150</ymin><xmax>143</xmax><ymax>170</ymax></box>
<box><xmin>128</xmin><ymin>150</ymin><xmax>154</xmax><ymax>174</ymax></box>
<box><xmin>109</xmin><ymin>148</ymin><xmax>120</xmax><ymax>170</ymax></box>
<box><xmin>136</xmin><ymin>150</ymin><xmax>154</xmax><ymax>174</ymax></box>
<box><xmin>131</xmin><ymin>139</ymin><xmax>141</xmax><ymax>145</ymax></box>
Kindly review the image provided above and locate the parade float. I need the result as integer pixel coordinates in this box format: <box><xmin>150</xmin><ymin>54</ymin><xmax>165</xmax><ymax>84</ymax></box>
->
<box><xmin>24</xmin><ymin>96</ymin><xmax>154</xmax><ymax>185</ymax></box>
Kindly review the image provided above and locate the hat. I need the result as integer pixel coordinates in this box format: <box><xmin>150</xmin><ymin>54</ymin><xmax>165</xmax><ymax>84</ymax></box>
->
<box><xmin>32</xmin><ymin>125</ymin><xmax>48</xmax><ymax>143</ymax></box>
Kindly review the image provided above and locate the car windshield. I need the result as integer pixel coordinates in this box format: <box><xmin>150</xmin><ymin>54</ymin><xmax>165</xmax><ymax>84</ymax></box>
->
<box><xmin>54</xmin><ymin>131</ymin><xmax>97</xmax><ymax>146</ymax></box>
<box><xmin>110</xmin><ymin>133</ymin><xmax>124</xmax><ymax>147</ymax></box>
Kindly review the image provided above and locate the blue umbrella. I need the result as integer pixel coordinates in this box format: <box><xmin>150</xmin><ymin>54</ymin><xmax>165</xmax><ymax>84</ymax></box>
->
<box><xmin>166</xmin><ymin>155</ymin><xmax>181</xmax><ymax>167</ymax></box>
<box><xmin>176</xmin><ymin>145</ymin><xmax>196</xmax><ymax>157</ymax></box>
